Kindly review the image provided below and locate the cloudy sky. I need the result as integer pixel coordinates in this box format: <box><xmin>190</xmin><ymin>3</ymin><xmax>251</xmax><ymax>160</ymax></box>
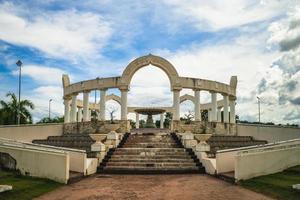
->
<box><xmin>0</xmin><ymin>0</ymin><xmax>299</xmax><ymax>124</ymax></box>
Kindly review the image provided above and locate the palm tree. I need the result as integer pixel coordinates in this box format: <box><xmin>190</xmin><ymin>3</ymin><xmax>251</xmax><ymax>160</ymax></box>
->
<box><xmin>0</xmin><ymin>92</ymin><xmax>34</xmax><ymax>125</ymax></box>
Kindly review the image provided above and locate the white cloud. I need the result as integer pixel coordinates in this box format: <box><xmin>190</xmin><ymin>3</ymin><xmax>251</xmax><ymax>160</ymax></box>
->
<box><xmin>163</xmin><ymin>0</ymin><xmax>294</xmax><ymax>31</ymax></box>
<box><xmin>12</xmin><ymin>65</ymin><xmax>66</xmax><ymax>85</ymax></box>
<box><xmin>0</xmin><ymin>2</ymin><xmax>112</xmax><ymax>61</ymax></box>
<box><xmin>25</xmin><ymin>85</ymin><xmax>64</xmax><ymax>122</ymax></box>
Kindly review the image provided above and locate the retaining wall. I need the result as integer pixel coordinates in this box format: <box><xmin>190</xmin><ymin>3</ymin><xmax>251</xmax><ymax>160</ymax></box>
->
<box><xmin>237</xmin><ymin>124</ymin><xmax>300</xmax><ymax>142</ymax></box>
<box><xmin>0</xmin><ymin>123</ymin><xmax>63</xmax><ymax>142</ymax></box>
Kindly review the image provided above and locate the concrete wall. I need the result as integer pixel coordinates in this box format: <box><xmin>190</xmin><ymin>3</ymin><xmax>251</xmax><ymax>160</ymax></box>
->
<box><xmin>235</xmin><ymin>142</ymin><xmax>300</xmax><ymax>180</ymax></box>
<box><xmin>216</xmin><ymin>151</ymin><xmax>236</xmax><ymax>174</ymax></box>
<box><xmin>0</xmin><ymin>143</ymin><xmax>69</xmax><ymax>183</ymax></box>
<box><xmin>237</xmin><ymin>124</ymin><xmax>300</xmax><ymax>143</ymax></box>
<box><xmin>215</xmin><ymin>139</ymin><xmax>300</xmax><ymax>174</ymax></box>
<box><xmin>0</xmin><ymin>137</ymin><xmax>97</xmax><ymax>176</ymax></box>
<box><xmin>0</xmin><ymin>123</ymin><xmax>63</xmax><ymax>142</ymax></box>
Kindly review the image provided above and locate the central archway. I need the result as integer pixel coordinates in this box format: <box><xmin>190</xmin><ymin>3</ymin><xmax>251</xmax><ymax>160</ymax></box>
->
<box><xmin>121</xmin><ymin>54</ymin><xmax>179</xmax><ymax>89</ymax></box>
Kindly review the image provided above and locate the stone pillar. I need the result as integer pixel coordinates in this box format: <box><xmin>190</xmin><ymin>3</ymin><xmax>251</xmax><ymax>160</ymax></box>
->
<box><xmin>223</xmin><ymin>95</ymin><xmax>229</xmax><ymax>123</ymax></box>
<box><xmin>136</xmin><ymin>113</ymin><xmax>139</xmax><ymax>129</ymax></box>
<box><xmin>211</xmin><ymin>92</ymin><xmax>217</xmax><ymax>122</ymax></box>
<box><xmin>77</xmin><ymin>107</ymin><xmax>83</xmax><ymax>122</ymax></box>
<box><xmin>230</xmin><ymin>99</ymin><xmax>236</xmax><ymax>124</ymax></box>
<box><xmin>70</xmin><ymin>94</ymin><xmax>77</xmax><ymax>122</ymax></box>
<box><xmin>88</xmin><ymin>109</ymin><xmax>92</xmax><ymax>121</ymax></box>
<box><xmin>208</xmin><ymin>110</ymin><xmax>211</xmax><ymax>122</ymax></box>
<box><xmin>160</xmin><ymin>113</ymin><xmax>164</xmax><ymax>129</ymax></box>
<box><xmin>63</xmin><ymin>99</ymin><xmax>71</xmax><ymax>123</ymax></box>
<box><xmin>173</xmin><ymin>89</ymin><xmax>180</xmax><ymax>120</ymax></box>
<box><xmin>194</xmin><ymin>90</ymin><xmax>201</xmax><ymax>121</ymax></box>
<box><xmin>83</xmin><ymin>92</ymin><xmax>89</xmax><ymax>122</ymax></box>
<box><xmin>120</xmin><ymin>89</ymin><xmax>128</xmax><ymax>120</ymax></box>
<box><xmin>217</xmin><ymin>107</ymin><xmax>222</xmax><ymax>122</ymax></box>
<box><xmin>99</xmin><ymin>89</ymin><xmax>106</xmax><ymax>121</ymax></box>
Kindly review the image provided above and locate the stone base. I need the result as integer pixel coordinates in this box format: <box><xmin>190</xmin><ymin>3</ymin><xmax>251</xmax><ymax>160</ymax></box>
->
<box><xmin>172</xmin><ymin>120</ymin><xmax>237</xmax><ymax>135</ymax></box>
<box><xmin>63</xmin><ymin>120</ymin><xmax>130</xmax><ymax>135</ymax></box>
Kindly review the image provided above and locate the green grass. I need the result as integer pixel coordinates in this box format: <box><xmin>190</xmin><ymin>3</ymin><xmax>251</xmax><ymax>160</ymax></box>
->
<box><xmin>0</xmin><ymin>170</ymin><xmax>62</xmax><ymax>200</ymax></box>
<box><xmin>240</xmin><ymin>165</ymin><xmax>300</xmax><ymax>200</ymax></box>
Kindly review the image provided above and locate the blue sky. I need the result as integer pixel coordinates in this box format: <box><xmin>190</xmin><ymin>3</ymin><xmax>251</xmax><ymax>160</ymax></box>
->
<box><xmin>0</xmin><ymin>0</ymin><xmax>300</xmax><ymax>124</ymax></box>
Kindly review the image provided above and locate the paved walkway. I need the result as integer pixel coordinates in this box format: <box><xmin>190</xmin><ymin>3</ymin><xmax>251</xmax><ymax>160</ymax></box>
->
<box><xmin>36</xmin><ymin>174</ymin><xmax>272</xmax><ymax>200</ymax></box>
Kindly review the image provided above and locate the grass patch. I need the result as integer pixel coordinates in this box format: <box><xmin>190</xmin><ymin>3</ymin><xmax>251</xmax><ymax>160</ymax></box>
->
<box><xmin>240</xmin><ymin>165</ymin><xmax>300</xmax><ymax>200</ymax></box>
<box><xmin>0</xmin><ymin>170</ymin><xmax>62</xmax><ymax>200</ymax></box>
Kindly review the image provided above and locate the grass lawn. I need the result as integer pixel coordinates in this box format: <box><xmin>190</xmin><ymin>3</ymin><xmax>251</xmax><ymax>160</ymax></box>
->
<box><xmin>240</xmin><ymin>165</ymin><xmax>300</xmax><ymax>200</ymax></box>
<box><xmin>0</xmin><ymin>170</ymin><xmax>62</xmax><ymax>200</ymax></box>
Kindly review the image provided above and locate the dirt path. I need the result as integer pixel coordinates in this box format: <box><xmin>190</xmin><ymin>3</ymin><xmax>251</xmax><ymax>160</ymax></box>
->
<box><xmin>36</xmin><ymin>174</ymin><xmax>272</xmax><ymax>200</ymax></box>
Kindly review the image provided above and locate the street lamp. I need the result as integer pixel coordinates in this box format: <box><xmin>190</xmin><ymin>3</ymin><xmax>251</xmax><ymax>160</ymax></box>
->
<box><xmin>49</xmin><ymin>99</ymin><xmax>53</xmax><ymax>119</ymax></box>
<box><xmin>16</xmin><ymin>60</ymin><xmax>22</xmax><ymax>125</ymax></box>
<box><xmin>257</xmin><ymin>96</ymin><xmax>260</xmax><ymax>123</ymax></box>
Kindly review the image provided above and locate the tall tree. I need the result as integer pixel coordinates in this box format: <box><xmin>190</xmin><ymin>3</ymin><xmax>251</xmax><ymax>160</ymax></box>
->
<box><xmin>0</xmin><ymin>92</ymin><xmax>34</xmax><ymax>125</ymax></box>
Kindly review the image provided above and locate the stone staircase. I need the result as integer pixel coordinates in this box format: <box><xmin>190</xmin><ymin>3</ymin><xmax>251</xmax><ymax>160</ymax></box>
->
<box><xmin>206</xmin><ymin>135</ymin><xmax>267</xmax><ymax>157</ymax></box>
<box><xmin>32</xmin><ymin>134</ymin><xmax>97</xmax><ymax>158</ymax></box>
<box><xmin>98</xmin><ymin>132</ymin><xmax>205</xmax><ymax>174</ymax></box>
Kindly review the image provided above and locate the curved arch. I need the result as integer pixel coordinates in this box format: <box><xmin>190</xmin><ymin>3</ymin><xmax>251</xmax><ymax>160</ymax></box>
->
<box><xmin>105</xmin><ymin>94</ymin><xmax>121</xmax><ymax>105</ymax></box>
<box><xmin>121</xmin><ymin>54</ymin><xmax>180</xmax><ymax>89</ymax></box>
<box><xmin>180</xmin><ymin>94</ymin><xmax>195</xmax><ymax>104</ymax></box>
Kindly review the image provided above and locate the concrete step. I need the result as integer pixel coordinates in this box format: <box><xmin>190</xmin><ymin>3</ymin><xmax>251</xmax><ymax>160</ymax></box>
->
<box><xmin>106</xmin><ymin>162</ymin><xmax>197</xmax><ymax>167</ymax></box>
<box><xmin>123</xmin><ymin>144</ymin><xmax>179</xmax><ymax>148</ymax></box>
<box><xmin>110</xmin><ymin>155</ymin><xmax>193</xmax><ymax>159</ymax></box>
<box><xmin>109</xmin><ymin>158</ymin><xmax>194</xmax><ymax>162</ymax></box>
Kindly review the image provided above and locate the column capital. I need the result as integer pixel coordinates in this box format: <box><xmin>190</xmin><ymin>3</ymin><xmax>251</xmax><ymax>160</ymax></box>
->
<box><xmin>119</xmin><ymin>85</ymin><xmax>129</xmax><ymax>92</ymax></box>
<box><xmin>99</xmin><ymin>88</ymin><xmax>108</xmax><ymax>92</ymax></box>
<box><xmin>193</xmin><ymin>88</ymin><xmax>201</xmax><ymax>92</ymax></box>
<box><xmin>63</xmin><ymin>96</ymin><xmax>72</xmax><ymax>101</ymax></box>
<box><xmin>172</xmin><ymin>88</ymin><xmax>182</xmax><ymax>92</ymax></box>
<box><xmin>221</xmin><ymin>93</ymin><xmax>228</xmax><ymax>97</ymax></box>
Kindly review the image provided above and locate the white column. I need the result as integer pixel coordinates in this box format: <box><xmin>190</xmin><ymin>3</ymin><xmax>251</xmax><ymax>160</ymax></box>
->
<box><xmin>121</xmin><ymin>89</ymin><xmax>128</xmax><ymax>120</ymax></box>
<box><xmin>135</xmin><ymin>113</ymin><xmax>139</xmax><ymax>129</ymax></box>
<box><xmin>83</xmin><ymin>92</ymin><xmax>89</xmax><ymax>121</ymax></box>
<box><xmin>99</xmin><ymin>89</ymin><xmax>106</xmax><ymax>121</ymax></box>
<box><xmin>230</xmin><ymin>99</ymin><xmax>236</xmax><ymax>124</ymax></box>
<box><xmin>88</xmin><ymin>109</ymin><xmax>92</xmax><ymax>121</ymax></box>
<box><xmin>211</xmin><ymin>92</ymin><xmax>217</xmax><ymax>122</ymax></box>
<box><xmin>173</xmin><ymin>89</ymin><xmax>180</xmax><ymax>120</ymax></box>
<box><xmin>160</xmin><ymin>113</ymin><xmax>164</xmax><ymax>129</ymax></box>
<box><xmin>70</xmin><ymin>94</ymin><xmax>77</xmax><ymax>122</ymax></box>
<box><xmin>63</xmin><ymin>99</ymin><xmax>71</xmax><ymax>123</ymax></box>
<box><xmin>223</xmin><ymin>95</ymin><xmax>229</xmax><ymax>123</ymax></box>
<box><xmin>194</xmin><ymin>90</ymin><xmax>201</xmax><ymax>121</ymax></box>
<box><xmin>78</xmin><ymin>107</ymin><xmax>83</xmax><ymax>122</ymax></box>
<box><xmin>208</xmin><ymin>110</ymin><xmax>212</xmax><ymax>122</ymax></box>
<box><xmin>217</xmin><ymin>107</ymin><xmax>222</xmax><ymax>122</ymax></box>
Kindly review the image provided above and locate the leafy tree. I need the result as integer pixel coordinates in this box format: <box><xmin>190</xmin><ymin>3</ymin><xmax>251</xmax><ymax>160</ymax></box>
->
<box><xmin>180</xmin><ymin>110</ymin><xmax>194</xmax><ymax>124</ymax></box>
<box><xmin>0</xmin><ymin>92</ymin><xmax>34</xmax><ymax>125</ymax></box>
<box><xmin>139</xmin><ymin>119</ymin><xmax>146</xmax><ymax>128</ymax></box>
<box><xmin>201</xmin><ymin>110</ymin><xmax>208</xmax><ymax>121</ymax></box>
<box><xmin>164</xmin><ymin>112</ymin><xmax>172</xmax><ymax>128</ymax></box>
<box><xmin>36</xmin><ymin>116</ymin><xmax>64</xmax><ymax>124</ymax></box>
<box><xmin>155</xmin><ymin>120</ymin><xmax>160</xmax><ymax>128</ymax></box>
<box><xmin>129</xmin><ymin>119</ymin><xmax>136</xmax><ymax>128</ymax></box>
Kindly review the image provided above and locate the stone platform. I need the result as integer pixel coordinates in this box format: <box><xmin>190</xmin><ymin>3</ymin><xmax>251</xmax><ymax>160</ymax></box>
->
<box><xmin>98</xmin><ymin>131</ymin><xmax>205</xmax><ymax>174</ymax></box>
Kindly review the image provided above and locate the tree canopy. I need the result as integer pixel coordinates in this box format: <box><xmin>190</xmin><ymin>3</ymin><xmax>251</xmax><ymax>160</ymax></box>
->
<box><xmin>0</xmin><ymin>92</ymin><xmax>34</xmax><ymax>125</ymax></box>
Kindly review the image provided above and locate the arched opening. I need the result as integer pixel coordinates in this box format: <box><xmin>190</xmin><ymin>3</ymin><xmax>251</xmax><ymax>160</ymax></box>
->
<box><xmin>105</xmin><ymin>99</ymin><xmax>121</xmax><ymax>121</ymax></box>
<box><xmin>127</xmin><ymin>64</ymin><xmax>172</xmax><ymax>127</ymax></box>
<box><xmin>180</xmin><ymin>89</ymin><xmax>195</xmax><ymax>123</ymax></box>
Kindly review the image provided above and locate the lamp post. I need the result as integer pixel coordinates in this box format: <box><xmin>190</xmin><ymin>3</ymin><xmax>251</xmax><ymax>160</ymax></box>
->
<box><xmin>257</xmin><ymin>96</ymin><xmax>260</xmax><ymax>123</ymax></box>
<box><xmin>49</xmin><ymin>99</ymin><xmax>53</xmax><ymax>119</ymax></box>
<box><xmin>16</xmin><ymin>60</ymin><xmax>22</xmax><ymax>125</ymax></box>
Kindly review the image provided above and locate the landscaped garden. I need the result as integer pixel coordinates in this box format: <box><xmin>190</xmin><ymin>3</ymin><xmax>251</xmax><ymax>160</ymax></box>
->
<box><xmin>241</xmin><ymin>165</ymin><xmax>300</xmax><ymax>200</ymax></box>
<box><xmin>0</xmin><ymin>170</ymin><xmax>62</xmax><ymax>200</ymax></box>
